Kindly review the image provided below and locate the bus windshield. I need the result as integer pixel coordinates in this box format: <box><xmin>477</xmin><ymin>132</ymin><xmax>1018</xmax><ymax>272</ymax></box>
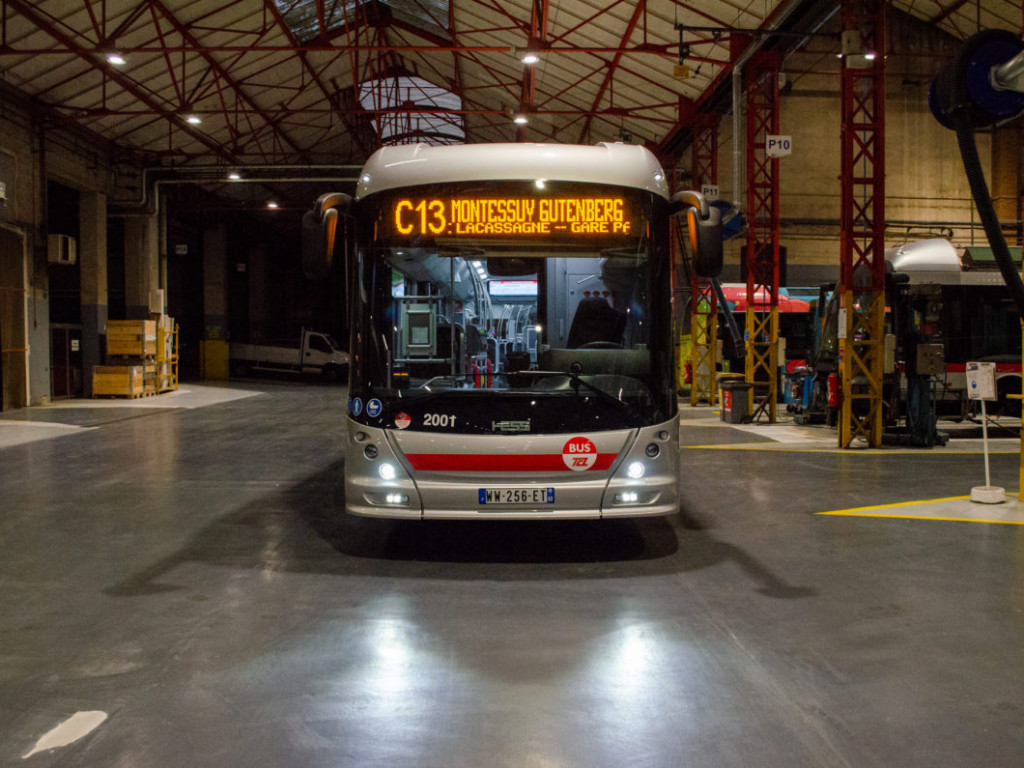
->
<box><xmin>347</xmin><ymin>180</ymin><xmax>675</xmax><ymax>435</ymax></box>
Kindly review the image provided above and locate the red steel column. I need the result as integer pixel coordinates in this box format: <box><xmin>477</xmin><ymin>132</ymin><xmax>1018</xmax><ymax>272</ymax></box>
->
<box><xmin>689</xmin><ymin>114</ymin><xmax>720</xmax><ymax>405</ymax></box>
<box><xmin>838</xmin><ymin>0</ymin><xmax>886</xmax><ymax>447</ymax></box>
<box><xmin>744</xmin><ymin>51</ymin><xmax>781</xmax><ymax>423</ymax></box>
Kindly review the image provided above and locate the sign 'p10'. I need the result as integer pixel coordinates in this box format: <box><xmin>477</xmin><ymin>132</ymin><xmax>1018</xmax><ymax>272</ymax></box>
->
<box><xmin>385</xmin><ymin>196</ymin><xmax>636</xmax><ymax>241</ymax></box>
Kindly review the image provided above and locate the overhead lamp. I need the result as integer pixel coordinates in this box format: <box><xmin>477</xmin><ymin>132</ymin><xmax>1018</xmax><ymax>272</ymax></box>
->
<box><xmin>513</xmin><ymin>114</ymin><xmax>528</xmax><ymax>125</ymax></box>
<box><xmin>106</xmin><ymin>53</ymin><xmax>126</xmax><ymax>66</ymax></box>
<box><xmin>838</xmin><ymin>29</ymin><xmax>877</xmax><ymax>69</ymax></box>
<box><xmin>514</xmin><ymin>45</ymin><xmax>541</xmax><ymax>65</ymax></box>
<box><xmin>185</xmin><ymin>114</ymin><xmax>202</xmax><ymax>125</ymax></box>
<box><xmin>266</xmin><ymin>201</ymin><xmax>279</xmax><ymax>209</ymax></box>
<box><xmin>840</xmin><ymin>51</ymin><xmax>878</xmax><ymax>69</ymax></box>
<box><xmin>228</xmin><ymin>172</ymin><xmax>241</xmax><ymax>181</ymax></box>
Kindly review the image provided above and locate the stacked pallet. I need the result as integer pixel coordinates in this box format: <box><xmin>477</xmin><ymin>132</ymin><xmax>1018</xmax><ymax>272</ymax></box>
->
<box><xmin>91</xmin><ymin>316</ymin><xmax>179</xmax><ymax>398</ymax></box>
<box><xmin>92</xmin><ymin>320</ymin><xmax>158</xmax><ymax>398</ymax></box>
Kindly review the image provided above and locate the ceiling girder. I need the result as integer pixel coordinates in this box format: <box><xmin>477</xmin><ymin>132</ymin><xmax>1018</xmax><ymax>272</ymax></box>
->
<box><xmin>3</xmin><ymin>0</ymin><xmax>1018</xmax><ymax>177</ymax></box>
<box><xmin>145</xmin><ymin>0</ymin><xmax>309</xmax><ymax>160</ymax></box>
<box><xmin>4</xmin><ymin>0</ymin><xmax>244</xmax><ymax>165</ymax></box>
<box><xmin>575</xmin><ymin>0</ymin><xmax>646</xmax><ymax>144</ymax></box>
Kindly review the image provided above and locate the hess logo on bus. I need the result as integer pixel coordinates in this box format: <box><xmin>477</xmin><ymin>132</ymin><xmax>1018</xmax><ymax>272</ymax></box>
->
<box><xmin>562</xmin><ymin>436</ymin><xmax>597</xmax><ymax>471</ymax></box>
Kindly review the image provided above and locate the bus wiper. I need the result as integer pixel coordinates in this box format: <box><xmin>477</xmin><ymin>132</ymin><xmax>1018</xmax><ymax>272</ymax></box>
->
<box><xmin>523</xmin><ymin>365</ymin><xmax>640</xmax><ymax>420</ymax></box>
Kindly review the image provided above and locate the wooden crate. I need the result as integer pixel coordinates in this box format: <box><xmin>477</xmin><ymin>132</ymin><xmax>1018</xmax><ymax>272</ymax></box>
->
<box><xmin>92</xmin><ymin>365</ymin><xmax>145</xmax><ymax>397</ymax></box>
<box><xmin>106</xmin><ymin>320</ymin><xmax>157</xmax><ymax>358</ymax></box>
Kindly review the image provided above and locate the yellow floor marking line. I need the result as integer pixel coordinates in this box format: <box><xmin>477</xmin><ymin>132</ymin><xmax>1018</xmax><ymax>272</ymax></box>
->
<box><xmin>685</xmin><ymin>443</ymin><xmax>874</xmax><ymax>452</ymax></box>
<box><xmin>683</xmin><ymin>442</ymin><xmax>1020</xmax><ymax>455</ymax></box>
<box><xmin>818</xmin><ymin>494</ymin><xmax>1024</xmax><ymax>525</ymax></box>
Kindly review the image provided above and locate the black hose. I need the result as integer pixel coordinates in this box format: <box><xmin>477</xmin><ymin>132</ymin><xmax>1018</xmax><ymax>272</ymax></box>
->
<box><xmin>952</xmin><ymin>109</ymin><xmax>1024</xmax><ymax>319</ymax></box>
<box><xmin>711</xmin><ymin>277</ymin><xmax>744</xmax><ymax>358</ymax></box>
<box><xmin>935</xmin><ymin>30</ymin><xmax>1024</xmax><ymax>319</ymax></box>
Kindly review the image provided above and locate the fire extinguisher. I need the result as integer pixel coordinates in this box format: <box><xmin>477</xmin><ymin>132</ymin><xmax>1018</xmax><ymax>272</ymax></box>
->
<box><xmin>827</xmin><ymin>373</ymin><xmax>840</xmax><ymax>407</ymax></box>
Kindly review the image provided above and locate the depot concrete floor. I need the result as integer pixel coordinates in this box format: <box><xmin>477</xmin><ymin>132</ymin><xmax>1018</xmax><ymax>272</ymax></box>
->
<box><xmin>2</xmin><ymin>383</ymin><xmax>1023</xmax><ymax>767</ymax></box>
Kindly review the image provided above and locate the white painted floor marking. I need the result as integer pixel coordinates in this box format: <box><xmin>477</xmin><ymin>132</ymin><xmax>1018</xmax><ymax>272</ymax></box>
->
<box><xmin>22</xmin><ymin>711</ymin><xmax>108</xmax><ymax>759</ymax></box>
<box><xmin>0</xmin><ymin>422</ymin><xmax>92</xmax><ymax>450</ymax></box>
<box><xmin>47</xmin><ymin>384</ymin><xmax>262</xmax><ymax>409</ymax></box>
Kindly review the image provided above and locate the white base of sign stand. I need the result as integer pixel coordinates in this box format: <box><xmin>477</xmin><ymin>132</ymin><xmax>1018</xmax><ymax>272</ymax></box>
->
<box><xmin>968</xmin><ymin>383</ymin><xmax>1002</xmax><ymax>505</ymax></box>
<box><xmin>970</xmin><ymin>485</ymin><xmax>1006</xmax><ymax>504</ymax></box>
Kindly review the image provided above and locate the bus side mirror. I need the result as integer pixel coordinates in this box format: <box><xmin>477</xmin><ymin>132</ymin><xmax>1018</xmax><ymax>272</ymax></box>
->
<box><xmin>302</xmin><ymin>192</ymin><xmax>353</xmax><ymax>279</ymax></box>
<box><xmin>671</xmin><ymin>190</ymin><xmax>723</xmax><ymax>278</ymax></box>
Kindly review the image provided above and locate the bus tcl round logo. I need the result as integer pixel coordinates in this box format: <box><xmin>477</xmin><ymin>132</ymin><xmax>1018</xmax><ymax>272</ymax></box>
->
<box><xmin>562</xmin><ymin>436</ymin><xmax>597</xmax><ymax>471</ymax></box>
<box><xmin>394</xmin><ymin>412</ymin><xmax>411</xmax><ymax>429</ymax></box>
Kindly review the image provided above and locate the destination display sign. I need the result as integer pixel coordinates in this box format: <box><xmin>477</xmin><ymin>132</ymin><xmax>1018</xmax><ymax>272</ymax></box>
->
<box><xmin>385</xmin><ymin>195</ymin><xmax>636</xmax><ymax>239</ymax></box>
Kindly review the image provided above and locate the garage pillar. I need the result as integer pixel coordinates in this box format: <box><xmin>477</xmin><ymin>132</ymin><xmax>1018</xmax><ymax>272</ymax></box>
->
<box><xmin>124</xmin><ymin>214</ymin><xmax>160</xmax><ymax>320</ymax></box>
<box><xmin>0</xmin><ymin>227</ymin><xmax>29</xmax><ymax>410</ymax></box>
<box><xmin>202</xmin><ymin>223</ymin><xmax>229</xmax><ymax>379</ymax></box>
<box><xmin>79</xmin><ymin>191</ymin><xmax>107</xmax><ymax>396</ymax></box>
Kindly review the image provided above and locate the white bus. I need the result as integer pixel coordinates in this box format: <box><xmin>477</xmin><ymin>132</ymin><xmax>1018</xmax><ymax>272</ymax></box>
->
<box><xmin>888</xmin><ymin>237</ymin><xmax>1022</xmax><ymax>416</ymax></box>
<box><xmin>304</xmin><ymin>142</ymin><xmax>720</xmax><ymax>519</ymax></box>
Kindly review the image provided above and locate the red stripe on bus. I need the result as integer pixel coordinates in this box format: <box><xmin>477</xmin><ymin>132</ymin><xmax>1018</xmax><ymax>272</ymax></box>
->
<box><xmin>404</xmin><ymin>453</ymin><xmax>618</xmax><ymax>472</ymax></box>
<box><xmin>945</xmin><ymin>363</ymin><xmax>1022</xmax><ymax>373</ymax></box>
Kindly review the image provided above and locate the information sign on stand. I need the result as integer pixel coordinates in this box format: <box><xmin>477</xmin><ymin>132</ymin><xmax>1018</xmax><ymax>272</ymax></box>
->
<box><xmin>966</xmin><ymin>361</ymin><xmax>996</xmax><ymax>402</ymax></box>
<box><xmin>966</xmin><ymin>362</ymin><xmax>1004</xmax><ymax>504</ymax></box>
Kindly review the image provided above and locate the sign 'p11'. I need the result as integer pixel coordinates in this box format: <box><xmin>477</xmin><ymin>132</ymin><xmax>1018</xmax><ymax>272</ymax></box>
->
<box><xmin>766</xmin><ymin>135</ymin><xmax>792</xmax><ymax>158</ymax></box>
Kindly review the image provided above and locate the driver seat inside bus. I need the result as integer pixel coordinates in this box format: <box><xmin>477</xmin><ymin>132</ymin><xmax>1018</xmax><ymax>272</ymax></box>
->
<box><xmin>567</xmin><ymin>296</ymin><xmax>626</xmax><ymax>348</ymax></box>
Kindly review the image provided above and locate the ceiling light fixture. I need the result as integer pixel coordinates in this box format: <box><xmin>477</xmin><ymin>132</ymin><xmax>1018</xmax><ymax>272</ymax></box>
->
<box><xmin>267</xmin><ymin>201</ymin><xmax>279</xmax><ymax>209</ymax></box>
<box><xmin>521</xmin><ymin>51</ymin><xmax>540</xmax><ymax>65</ymax></box>
<box><xmin>228</xmin><ymin>172</ymin><xmax>241</xmax><ymax>181</ymax></box>
<box><xmin>513</xmin><ymin>114</ymin><xmax>528</xmax><ymax>125</ymax></box>
<box><xmin>185</xmin><ymin>114</ymin><xmax>201</xmax><ymax>125</ymax></box>
<box><xmin>106</xmin><ymin>53</ymin><xmax>126</xmax><ymax>66</ymax></box>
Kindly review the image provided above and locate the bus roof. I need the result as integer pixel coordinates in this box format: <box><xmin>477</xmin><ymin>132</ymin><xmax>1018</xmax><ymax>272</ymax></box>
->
<box><xmin>719</xmin><ymin>284</ymin><xmax>811</xmax><ymax>313</ymax></box>
<box><xmin>355</xmin><ymin>142</ymin><xmax>671</xmax><ymax>201</ymax></box>
<box><xmin>887</xmin><ymin>238</ymin><xmax>1024</xmax><ymax>286</ymax></box>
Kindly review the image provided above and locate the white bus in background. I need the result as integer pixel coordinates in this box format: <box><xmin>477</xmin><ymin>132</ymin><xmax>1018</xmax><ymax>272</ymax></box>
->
<box><xmin>304</xmin><ymin>142</ymin><xmax>721</xmax><ymax>519</ymax></box>
<box><xmin>888</xmin><ymin>237</ymin><xmax>1022</xmax><ymax>416</ymax></box>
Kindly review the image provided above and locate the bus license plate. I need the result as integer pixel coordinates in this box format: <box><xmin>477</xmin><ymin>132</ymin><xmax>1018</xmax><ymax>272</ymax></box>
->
<box><xmin>479</xmin><ymin>488</ymin><xmax>555</xmax><ymax>505</ymax></box>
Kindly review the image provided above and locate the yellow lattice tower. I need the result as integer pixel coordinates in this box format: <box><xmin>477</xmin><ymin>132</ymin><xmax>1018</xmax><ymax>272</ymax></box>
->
<box><xmin>690</xmin><ymin>281</ymin><xmax>718</xmax><ymax>405</ymax></box>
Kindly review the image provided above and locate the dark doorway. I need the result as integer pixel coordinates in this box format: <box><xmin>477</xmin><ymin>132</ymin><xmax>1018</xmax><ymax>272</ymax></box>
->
<box><xmin>50</xmin><ymin>324</ymin><xmax>83</xmax><ymax>399</ymax></box>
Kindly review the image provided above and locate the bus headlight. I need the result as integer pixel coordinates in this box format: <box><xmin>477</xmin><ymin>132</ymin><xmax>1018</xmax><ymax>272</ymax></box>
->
<box><xmin>378</xmin><ymin>462</ymin><xmax>397</xmax><ymax>480</ymax></box>
<box><xmin>627</xmin><ymin>461</ymin><xmax>646</xmax><ymax>479</ymax></box>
